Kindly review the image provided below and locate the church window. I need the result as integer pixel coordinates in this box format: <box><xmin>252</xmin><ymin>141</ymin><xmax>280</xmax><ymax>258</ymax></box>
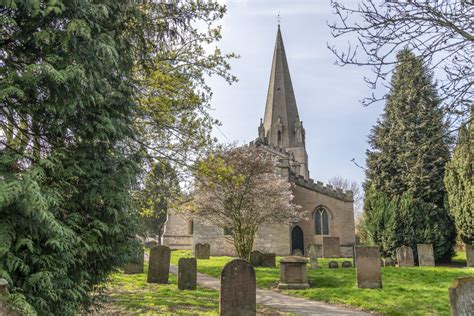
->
<box><xmin>188</xmin><ymin>219</ymin><xmax>194</xmax><ymax>235</ymax></box>
<box><xmin>277</xmin><ymin>130</ymin><xmax>282</xmax><ymax>146</ymax></box>
<box><xmin>314</xmin><ymin>208</ymin><xmax>329</xmax><ymax>235</ymax></box>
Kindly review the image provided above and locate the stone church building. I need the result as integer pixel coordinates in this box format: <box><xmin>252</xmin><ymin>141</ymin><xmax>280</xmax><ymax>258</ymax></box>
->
<box><xmin>162</xmin><ymin>26</ymin><xmax>356</xmax><ymax>257</ymax></box>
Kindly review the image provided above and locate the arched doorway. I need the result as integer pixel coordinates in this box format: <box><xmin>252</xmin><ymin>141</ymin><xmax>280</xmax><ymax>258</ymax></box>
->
<box><xmin>291</xmin><ymin>226</ymin><xmax>304</xmax><ymax>255</ymax></box>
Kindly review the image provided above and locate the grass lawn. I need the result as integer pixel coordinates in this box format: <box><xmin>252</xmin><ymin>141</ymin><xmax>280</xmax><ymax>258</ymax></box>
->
<box><xmin>172</xmin><ymin>251</ymin><xmax>474</xmax><ymax>316</ymax></box>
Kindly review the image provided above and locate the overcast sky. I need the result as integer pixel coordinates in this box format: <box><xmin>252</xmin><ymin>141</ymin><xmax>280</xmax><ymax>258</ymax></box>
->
<box><xmin>207</xmin><ymin>0</ymin><xmax>386</xmax><ymax>187</ymax></box>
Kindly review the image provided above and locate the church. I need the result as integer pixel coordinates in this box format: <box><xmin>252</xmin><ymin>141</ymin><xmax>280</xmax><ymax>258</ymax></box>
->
<box><xmin>162</xmin><ymin>26</ymin><xmax>356</xmax><ymax>257</ymax></box>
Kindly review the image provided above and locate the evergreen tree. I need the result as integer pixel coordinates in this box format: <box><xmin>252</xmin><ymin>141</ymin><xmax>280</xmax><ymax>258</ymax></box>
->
<box><xmin>364</xmin><ymin>49</ymin><xmax>456</xmax><ymax>261</ymax></box>
<box><xmin>444</xmin><ymin>109</ymin><xmax>473</xmax><ymax>245</ymax></box>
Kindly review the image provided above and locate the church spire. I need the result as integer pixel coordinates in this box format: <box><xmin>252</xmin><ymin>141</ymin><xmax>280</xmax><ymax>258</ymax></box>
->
<box><xmin>262</xmin><ymin>25</ymin><xmax>303</xmax><ymax>149</ymax></box>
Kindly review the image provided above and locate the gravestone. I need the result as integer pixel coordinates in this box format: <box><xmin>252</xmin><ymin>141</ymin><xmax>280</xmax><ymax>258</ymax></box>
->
<box><xmin>278</xmin><ymin>256</ymin><xmax>309</xmax><ymax>289</ymax></box>
<box><xmin>124</xmin><ymin>247</ymin><xmax>144</xmax><ymax>274</ymax></box>
<box><xmin>250</xmin><ymin>250</ymin><xmax>262</xmax><ymax>267</ymax></box>
<box><xmin>178</xmin><ymin>257</ymin><xmax>197</xmax><ymax>290</ymax></box>
<box><xmin>355</xmin><ymin>246</ymin><xmax>382</xmax><ymax>289</ymax></box>
<box><xmin>449</xmin><ymin>277</ymin><xmax>474</xmax><ymax>316</ymax></box>
<box><xmin>147</xmin><ymin>245</ymin><xmax>171</xmax><ymax>284</ymax></box>
<box><xmin>261</xmin><ymin>253</ymin><xmax>276</xmax><ymax>267</ymax></box>
<box><xmin>306</xmin><ymin>243</ymin><xmax>320</xmax><ymax>269</ymax></box>
<box><xmin>292</xmin><ymin>249</ymin><xmax>303</xmax><ymax>256</ymax></box>
<box><xmin>328</xmin><ymin>261</ymin><xmax>339</xmax><ymax>269</ymax></box>
<box><xmin>194</xmin><ymin>243</ymin><xmax>210</xmax><ymax>259</ymax></box>
<box><xmin>465</xmin><ymin>243</ymin><xmax>473</xmax><ymax>268</ymax></box>
<box><xmin>417</xmin><ymin>244</ymin><xmax>435</xmax><ymax>267</ymax></box>
<box><xmin>383</xmin><ymin>258</ymin><xmax>396</xmax><ymax>267</ymax></box>
<box><xmin>322</xmin><ymin>237</ymin><xmax>340</xmax><ymax>258</ymax></box>
<box><xmin>145</xmin><ymin>240</ymin><xmax>158</xmax><ymax>248</ymax></box>
<box><xmin>396</xmin><ymin>246</ymin><xmax>415</xmax><ymax>267</ymax></box>
<box><xmin>220</xmin><ymin>259</ymin><xmax>256</xmax><ymax>316</ymax></box>
<box><xmin>342</xmin><ymin>261</ymin><xmax>352</xmax><ymax>268</ymax></box>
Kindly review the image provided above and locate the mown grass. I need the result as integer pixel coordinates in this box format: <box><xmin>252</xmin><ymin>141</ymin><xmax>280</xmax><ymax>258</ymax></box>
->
<box><xmin>172</xmin><ymin>251</ymin><xmax>474</xmax><ymax>316</ymax></box>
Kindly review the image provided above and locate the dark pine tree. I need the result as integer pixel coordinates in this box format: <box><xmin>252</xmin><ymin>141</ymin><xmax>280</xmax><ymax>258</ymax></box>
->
<box><xmin>364</xmin><ymin>49</ymin><xmax>456</xmax><ymax>261</ymax></box>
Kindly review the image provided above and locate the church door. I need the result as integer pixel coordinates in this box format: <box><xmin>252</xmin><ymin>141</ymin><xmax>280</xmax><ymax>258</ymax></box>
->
<box><xmin>291</xmin><ymin>226</ymin><xmax>304</xmax><ymax>255</ymax></box>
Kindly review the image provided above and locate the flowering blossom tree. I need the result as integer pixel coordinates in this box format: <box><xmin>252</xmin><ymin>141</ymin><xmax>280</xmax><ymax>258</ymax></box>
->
<box><xmin>192</xmin><ymin>146</ymin><xmax>300</xmax><ymax>260</ymax></box>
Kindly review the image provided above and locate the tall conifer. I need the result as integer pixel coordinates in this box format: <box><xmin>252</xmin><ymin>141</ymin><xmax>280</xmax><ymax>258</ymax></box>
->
<box><xmin>364</xmin><ymin>50</ymin><xmax>455</xmax><ymax>260</ymax></box>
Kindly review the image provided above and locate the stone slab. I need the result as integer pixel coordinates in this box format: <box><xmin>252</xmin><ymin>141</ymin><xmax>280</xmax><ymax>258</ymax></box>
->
<box><xmin>449</xmin><ymin>277</ymin><xmax>474</xmax><ymax>316</ymax></box>
<box><xmin>396</xmin><ymin>246</ymin><xmax>414</xmax><ymax>267</ymax></box>
<box><xmin>417</xmin><ymin>244</ymin><xmax>435</xmax><ymax>267</ymax></box>
<box><xmin>278</xmin><ymin>256</ymin><xmax>309</xmax><ymax>289</ymax></box>
<box><xmin>322</xmin><ymin>237</ymin><xmax>340</xmax><ymax>258</ymax></box>
<box><xmin>355</xmin><ymin>246</ymin><xmax>382</xmax><ymax>289</ymax></box>
<box><xmin>178</xmin><ymin>257</ymin><xmax>197</xmax><ymax>290</ymax></box>
<box><xmin>147</xmin><ymin>245</ymin><xmax>171</xmax><ymax>284</ymax></box>
<box><xmin>220</xmin><ymin>259</ymin><xmax>256</xmax><ymax>316</ymax></box>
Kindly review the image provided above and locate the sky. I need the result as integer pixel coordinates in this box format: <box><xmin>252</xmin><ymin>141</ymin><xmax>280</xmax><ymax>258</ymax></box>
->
<box><xmin>206</xmin><ymin>0</ymin><xmax>386</xmax><ymax>187</ymax></box>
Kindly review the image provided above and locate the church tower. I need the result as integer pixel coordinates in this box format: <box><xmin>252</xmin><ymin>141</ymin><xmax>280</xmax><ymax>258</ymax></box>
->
<box><xmin>258</xmin><ymin>25</ymin><xmax>309</xmax><ymax>179</ymax></box>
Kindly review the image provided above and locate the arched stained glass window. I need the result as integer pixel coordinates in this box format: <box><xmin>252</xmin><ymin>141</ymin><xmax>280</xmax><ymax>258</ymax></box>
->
<box><xmin>314</xmin><ymin>208</ymin><xmax>330</xmax><ymax>235</ymax></box>
<box><xmin>315</xmin><ymin>211</ymin><xmax>322</xmax><ymax>235</ymax></box>
<box><xmin>322</xmin><ymin>210</ymin><xmax>329</xmax><ymax>235</ymax></box>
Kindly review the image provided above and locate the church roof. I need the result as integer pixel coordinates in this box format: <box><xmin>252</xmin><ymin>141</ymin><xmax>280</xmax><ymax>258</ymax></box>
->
<box><xmin>263</xmin><ymin>26</ymin><xmax>301</xmax><ymax>147</ymax></box>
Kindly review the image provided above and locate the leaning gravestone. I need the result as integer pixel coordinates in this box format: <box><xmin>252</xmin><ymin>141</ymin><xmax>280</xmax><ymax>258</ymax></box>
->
<box><xmin>250</xmin><ymin>250</ymin><xmax>262</xmax><ymax>267</ymax></box>
<box><xmin>322</xmin><ymin>237</ymin><xmax>340</xmax><ymax>258</ymax></box>
<box><xmin>220</xmin><ymin>259</ymin><xmax>256</xmax><ymax>316</ymax></box>
<box><xmin>417</xmin><ymin>244</ymin><xmax>435</xmax><ymax>267</ymax></box>
<box><xmin>355</xmin><ymin>246</ymin><xmax>382</xmax><ymax>289</ymax></box>
<box><xmin>396</xmin><ymin>246</ymin><xmax>415</xmax><ymax>267</ymax></box>
<box><xmin>342</xmin><ymin>261</ymin><xmax>352</xmax><ymax>268</ymax></box>
<box><xmin>147</xmin><ymin>245</ymin><xmax>171</xmax><ymax>284</ymax></box>
<box><xmin>449</xmin><ymin>277</ymin><xmax>474</xmax><ymax>316</ymax></box>
<box><xmin>178</xmin><ymin>257</ymin><xmax>197</xmax><ymax>290</ymax></box>
<box><xmin>328</xmin><ymin>261</ymin><xmax>339</xmax><ymax>269</ymax></box>
<box><xmin>124</xmin><ymin>247</ymin><xmax>144</xmax><ymax>274</ymax></box>
<box><xmin>194</xmin><ymin>243</ymin><xmax>210</xmax><ymax>259</ymax></box>
<box><xmin>465</xmin><ymin>243</ymin><xmax>473</xmax><ymax>268</ymax></box>
<box><xmin>261</xmin><ymin>253</ymin><xmax>276</xmax><ymax>267</ymax></box>
<box><xmin>306</xmin><ymin>244</ymin><xmax>320</xmax><ymax>269</ymax></box>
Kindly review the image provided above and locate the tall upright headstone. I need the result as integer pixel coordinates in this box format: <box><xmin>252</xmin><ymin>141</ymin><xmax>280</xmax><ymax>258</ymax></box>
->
<box><xmin>178</xmin><ymin>257</ymin><xmax>197</xmax><ymax>290</ymax></box>
<box><xmin>322</xmin><ymin>237</ymin><xmax>340</xmax><ymax>258</ymax></box>
<box><xmin>124</xmin><ymin>247</ymin><xmax>144</xmax><ymax>274</ymax></box>
<box><xmin>220</xmin><ymin>259</ymin><xmax>256</xmax><ymax>316</ymax></box>
<box><xmin>396</xmin><ymin>246</ymin><xmax>415</xmax><ymax>267</ymax></box>
<box><xmin>194</xmin><ymin>243</ymin><xmax>210</xmax><ymax>259</ymax></box>
<box><xmin>147</xmin><ymin>245</ymin><xmax>171</xmax><ymax>284</ymax></box>
<box><xmin>449</xmin><ymin>277</ymin><xmax>474</xmax><ymax>316</ymax></box>
<box><xmin>417</xmin><ymin>244</ymin><xmax>435</xmax><ymax>267</ymax></box>
<box><xmin>465</xmin><ymin>243</ymin><xmax>474</xmax><ymax>268</ymax></box>
<box><xmin>306</xmin><ymin>243</ymin><xmax>320</xmax><ymax>269</ymax></box>
<box><xmin>355</xmin><ymin>246</ymin><xmax>382</xmax><ymax>289</ymax></box>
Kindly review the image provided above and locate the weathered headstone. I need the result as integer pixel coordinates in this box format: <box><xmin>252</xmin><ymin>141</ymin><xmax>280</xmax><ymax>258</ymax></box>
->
<box><xmin>383</xmin><ymin>258</ymin><xmax>396</xmax><ymax>267</ymax></box>
<box><xmin>261</xmin><ymin>253</ymin><xmax>276</xmax><ymax>267</ymax></box>
<box><xmin>144</xmin><ymin>240</ymin><xmax>158</xmax><ymax>248</ymax></box>
<box><xmin>220</xmin><ymin>259</ymin><xmax>256</xmax><ymax>316</ymax></box>
<box><xmin>322</xmin><ymin>237</ymin><xmax>340</xmax><ymax>258</ymax></box>
<box><xmin>417</xmin><ymin>244</ymin><xmax>435</xmax><ymax>267</ymax></box>
<box><xmin>355</xmin><ymin>246</ymin><xmax>382</xmax><ymax>289</ymax></box>
<box><xmin>278</xmin><ymin>256</ymin><xmax>309</xmax><ymax>289</ymax></box>
<box><xmin>449</xmin><ymin>277</ymin><xmax>474</xmax><ymax>316</ymax></box>
<box><xmin>342</xmin><ymin>261</ymin><xmax>352</xmax><ymax>268</ymax></box>
<box><xmin>178</xmin><ymin>257</ymin><xmax>197</xmax><ymax>290</ymax></box>
<box><xmin>147</xmin><ymin>245</ymin><xmax>171</xmax><ymax>284</ymax></box>
<box><xmin>328</xmin><ymin>261</ymin><xmax>339</xmax><ymax>269</ymax></box>
<box><xmin>465</xmin><ymin>243</ymin><xmax>473</xmax><ymax>268</ymax></box>
<box><xmin>396</xmin><ymin>246</ymin><xmax>415</xmax><ymax>267</ymax></box>
<box><xmin>194</xmin><ymin>242</ymin><xmax>210</xmax><ymax>259</ymax></box>
<box><xmin>292</xmin><ymin>249</ymin><xmax>303</xmax><ymax>256</ymax></box>
<box><xmin>124</xmin><ymin>247</ymin><xmax>144</xmax><ymax>274</ymax></box>
<box><xmin>306</xmin><ymin>243</ymin><xmax>320</xmax><ymax>269</ymax></box>
<box><xmin>250</xmin><ymin>250</ymin><xmax>262</xmax><ymax>267</ymax></box>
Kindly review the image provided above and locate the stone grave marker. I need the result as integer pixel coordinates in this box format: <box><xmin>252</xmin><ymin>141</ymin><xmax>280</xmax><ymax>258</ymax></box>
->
<box><xmin>250</xmin><ymin>250</ymin><xmax>262</xmax><ymax>267</ymax></box>
<box><xmin>278</xmin><ymin>256</ymin><xmax>309</xmax><ymax>289</ymax></box>
<box><xmin>292</xmin><ymin>249</ymin><xmax>303</xmax><ymax>256</ymax></box>
<box><xmin>396</xmin><ymin>246</ymin><xmax>415</xmax><ymax>267</ymax></box>
<box><xmin>220</xmin><ymin>259</ymin><xmax>256</xmax><ymax>316</ymax></box>
<box><xmin>306</xmin><ymin>243</ymin><xmax>320</xmax><ymax>269</ymax></box>
<box><xmin>194</xmin><ymin>243</ymin><xmax>210</xmax><ymax>259</ymax></box>
<box><xmin>417</xmin><ymin>244</ymin><xmax>435</xmax><ymax>267</ymax></box>
<box><xmin>355</xmin><ymin>246</ymin><xmax>382</xmax><ymax>289</ymax></box>
<box><xmin>449</xmin><ymin>277</ymin><xmax>474</xmax><ymax>316</ymax></box>
<box><xmin>342</xmin><ymin>261</ymin><xmax>352</xmax><ymax>268</ymax></box>
<box><xmin>147</xmin><ymin>245</ymin><xmax>171</xmax><ymax>284</ymax></box>
<box><xmin>383</xmin><ymin>258</ymin><xmax>396</xmax><ymax>267</ymax></box>
<box><xmin>124</xmin><ymin>247</ymin><xmax>144</xmax><ymax>274</ymax></box>
<box><xmin>178</xmin><ymin>257</ymin><xmax>197</xmax><ymax>290</ymax></box>
<box><xmin>261</xmin><ymin>253</ymin><xmax>276</xmax><ymax>267</ymax></box>
<box><xmin>328</xmin><ymin>261</ymin><xmax>339</xmax><ymax>269</ymax></box>
<box><xmin>465</xmin><ymin>243</ymin><xmax>473</xmax><ymax>268</ymax></box>
<box><xmin>322</xmin><ymin>237</ymin><xmax>340</xmax><ymax>258</ymax></box>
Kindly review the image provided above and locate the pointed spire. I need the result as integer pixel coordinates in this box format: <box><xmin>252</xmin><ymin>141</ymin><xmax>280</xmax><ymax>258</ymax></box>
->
<box><xmin>262</xmin><ymin>26</ymin><xmax>301</xmax><ymax>148</ymax></box>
